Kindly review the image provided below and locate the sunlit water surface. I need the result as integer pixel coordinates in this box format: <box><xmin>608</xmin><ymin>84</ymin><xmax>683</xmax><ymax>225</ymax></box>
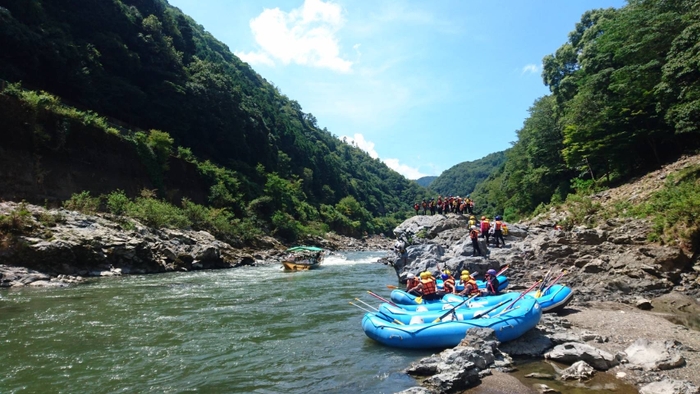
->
<box><xmin>0</xmin><ymin>251</ymin><xmax>430</xmax><ymax>393</ymax></box>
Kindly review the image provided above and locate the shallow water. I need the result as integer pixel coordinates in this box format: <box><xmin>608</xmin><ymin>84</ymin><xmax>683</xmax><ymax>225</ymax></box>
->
<box><xmin>0</xmin><ymin>251</ymin><xmax>430</xmax><ymax>393</ymax></box>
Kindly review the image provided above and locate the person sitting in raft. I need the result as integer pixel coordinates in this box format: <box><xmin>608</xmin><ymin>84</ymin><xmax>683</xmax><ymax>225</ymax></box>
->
<box><xmin>439</xmin><ymin>273</ymin><xmax>455</xmax><ymax>295</ymax></box>
<box><xmin>405</xmin><ymin>273</ymin><xmax>421</xmax><ymax>296</ymax></box>
<box><xmin>407</xmin><ymin>271</ymin><xmax>440</xmax><ymax>301</ymax></box>
<box><xmin>481</xmin><ymin>269</ymin><xmax>501</xmax><ymax>296</ymax></box>
<box><xmin>456</xmin><ymin>270</ymin><xmax>479</xmax><ymax>296</ymax></box>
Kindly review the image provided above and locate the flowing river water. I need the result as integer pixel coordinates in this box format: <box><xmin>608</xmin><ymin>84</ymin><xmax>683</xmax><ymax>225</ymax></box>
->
<box><xmin>1</xmin><ymin>251</ymin><xmax>640</xmax><ymax>393</ymax></box>
<box><xmin>0</xmin><ymin>251</ymin><xmax>429</xmax><ymax>393</ymax></box>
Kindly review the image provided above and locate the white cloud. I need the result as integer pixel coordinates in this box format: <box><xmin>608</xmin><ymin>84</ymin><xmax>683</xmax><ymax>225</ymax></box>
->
<box><xmin>242</xmin><ymin>0</ymin><xmax>352</xmax><ymax>72</ymax></box>
<box><xmin>342</xmin><ymin>133</ymin><xmax>427</xmax><ymax>179</ymax></box>
<box><xmin>383</xmin><ymin>158</ymin><xmax>427</xmax><ymax>180</ymax></box>
<box><xmin>522</xmin><ymin>64</ymin><xmax>540</xmax><ymax>75</ymax></box>
<box><xmin>342</xmin><ymin>133</ymin><xmax>379</xmax><ymax>158</ymax></box>
<box><xmin>234</xmin><ymin>51</ymin><xmax>274</xmax><ymax>66</ymax></box>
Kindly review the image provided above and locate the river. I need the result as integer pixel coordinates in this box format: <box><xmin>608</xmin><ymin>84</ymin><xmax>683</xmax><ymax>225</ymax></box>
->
<box><xmin>0</xmin><ymin>251</ymin><xmax>431</xmax><ymax>393</ymax></box>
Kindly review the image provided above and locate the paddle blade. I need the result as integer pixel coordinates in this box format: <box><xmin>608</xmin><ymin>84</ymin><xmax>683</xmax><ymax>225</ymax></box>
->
<box><xmin>386</xmin><ymin>285</ymin><xmax>398</xmax><ymax>289</ymax></box>
<box><xmin>415</xmin><ymin>296</ymin><xmax>423</xmax><ymax>304</ymax></box>
<box><xmin>534</xmin><ymin>290</ymin><xmax>542</xmax><ymax>298</ymax></box>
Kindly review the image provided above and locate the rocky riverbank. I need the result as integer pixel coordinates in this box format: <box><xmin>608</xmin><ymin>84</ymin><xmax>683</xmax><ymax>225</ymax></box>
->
<box><xmin>378</xmin><ymin>160</ymin><xmax>700</xmax><ymax>393</ymax></box>
<box><xmin>0</xmin><ymin>201</ymin><xmax>393</xmax><ymax>288</ymax></box>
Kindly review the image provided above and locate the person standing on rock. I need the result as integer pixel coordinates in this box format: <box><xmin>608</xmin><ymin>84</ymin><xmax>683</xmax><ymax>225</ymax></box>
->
<box><xmin>480</xmin><ymin>216</ymin><xmax>491</xmax><ymax>245</ymax></box>
<box><xmin>469</xmin><ymin>226</ymin><xmax>482</xmax><ymax>257</ymax></box>
<box><xmin>493</xmin><ymin>215</ymin><xmax>506</xmax><ymax>248</ymax></box>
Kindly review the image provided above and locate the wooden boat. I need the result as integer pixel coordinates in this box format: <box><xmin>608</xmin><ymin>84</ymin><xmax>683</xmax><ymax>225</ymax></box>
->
<box><xmin>361</xmin><ymin>294</ymin><xmax>541</xmax><ymax>349</ymax></box>
<box><xmin>281</xmin><ymin>246</ymin><xmax>324</xmax><ymax>271</ymax></box>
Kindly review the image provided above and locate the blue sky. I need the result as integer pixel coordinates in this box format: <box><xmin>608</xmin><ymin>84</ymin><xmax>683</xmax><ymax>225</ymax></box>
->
<box><xmin>167</xmin><ymin>0</ymin><xmax>627</xmax><ymax>179</ymax></box>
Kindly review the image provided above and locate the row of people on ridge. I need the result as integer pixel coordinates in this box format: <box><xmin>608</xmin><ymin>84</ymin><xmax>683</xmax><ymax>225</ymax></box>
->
<box><xmin>405</xmin><ymin>269</ymin><xmax>500</xmax><ymax>300</ymax></box>
<box><xmin>414</xmin><ymin>195</ymin><xmax>474</xmax><ymax>215</ymax></box>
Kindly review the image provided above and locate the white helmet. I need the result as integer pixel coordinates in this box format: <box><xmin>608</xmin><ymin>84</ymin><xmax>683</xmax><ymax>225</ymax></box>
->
<box><xmin>407</xmin><ymin>273</ymin><xmax>415</xmax><ymax>279</ymax></box>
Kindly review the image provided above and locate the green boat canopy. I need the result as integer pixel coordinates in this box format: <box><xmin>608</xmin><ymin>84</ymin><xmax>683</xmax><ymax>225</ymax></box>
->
<box><xmin>286</xmin><ymin>246</ymin><xmax>324</xmax><ymax>252</ymax></box>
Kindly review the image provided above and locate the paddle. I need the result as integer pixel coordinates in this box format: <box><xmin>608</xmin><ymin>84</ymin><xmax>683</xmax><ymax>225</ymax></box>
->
<box><xmin>542</xmin><ymin>270</ymin><xmax>567</xmax><ymax>294</ymax></box>
<box><xmin>354</xmin><ymin>298</ymin><xmax>406</xmax><ymax>325</ymax></box>
<box><xmin>535</xmin><ymin>269</ymin><xmax>552</xmax><ymax>298</ymax></box>
<box><xmin>472</xmin><ymin>299</ymin><xmax>511</xmax><ymax>319</ymax></box>
<box><xmin>503</xmin><ymin>280</ymin><xmax>542</xmax><ymax>312</ymax></box>
<box><xmin>349</xmin><ymin>302</ymin><xmax>405</xmax><ymax>325</ymax></box>
<box><xmin>432</xmin><ymin>293</ymin><xmax>480</xmax><ymax>322</ymax></box>
<box><xmin>496</xmin><ymin>264</ymin><xmax>509</xmax><ymax>276</ymax></box>
<box><xmin>366</xmin><ymin>290</ymin><xmax>400</xmax><ymax>307</ymax></box>
<box><xmin>386</xmin><ymin>285</ymin><xmax>398</xmax><ymax>289</ymax></box>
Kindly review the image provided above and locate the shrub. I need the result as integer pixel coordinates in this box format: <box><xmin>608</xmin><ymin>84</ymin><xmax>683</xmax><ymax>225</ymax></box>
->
<box><xmin>63</xmin><ymin>191</ymin><xmax>101</xmax><ymax>213</ymax></box>
<box><xmin>126</xmin><ymin>197</ymin><xmax>190</xmax><ymax>229</ymax></box>
<box><xmin>0</xmin><ymin>202</ymin><xmax>34</xmax><ymax>234</ymax></box>
<box><xmin>106</xmin><ymin>190</ymin><xmax>130</xmax><ymax>215</ymax></box>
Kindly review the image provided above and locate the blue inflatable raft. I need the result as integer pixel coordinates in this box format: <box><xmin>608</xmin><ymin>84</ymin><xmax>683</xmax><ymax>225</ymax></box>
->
<box><xmin>378</xmin><ymin>292</ymin><xmax>521</xmax><ymax>325</ymax></box>
<box><xmin>527</xmin><ymin>284</ymin><xmax>573</xmax><ymax>313</ymax></box>
<box><xmin>390</xmin><ymin>275</ymin><xmax>509</xmax><ymax>306</ymax></box>
<box><xmin>361</xmin><ymin>295</ymin><xmax>542</xmax><ymax>349</ymax></box>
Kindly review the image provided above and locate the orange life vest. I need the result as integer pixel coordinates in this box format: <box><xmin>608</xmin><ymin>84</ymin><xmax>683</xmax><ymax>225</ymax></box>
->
<box><xmin>495</xmin><ymin>220</ymin><xmax>503</xmax><ymax>231</ymax></box>
<box><xmin>466</xmin><ymin>279</ymin><xmax>480</xmax><ymax>295</ymax></box>
<box><xmin>443</xmin><ymin>278</ymin><xmax>455</xmax><ymax>293</ymax></box>
<box><xmin>481</xmin><ymin>220</ymin><xmax>490</xmax><ymax>233</ymax></box>
<box><xmin>421</xmin><ymin>279</ymin><xmax>437</xmax><ymax>295</ymax></box>
<box><xmin>406</xmin><ymin>277</ymin><xmax>420</xmax><ymax>289</ymax></box>
<box><xmin>470</xmin><ymin>229</ymin><xmax>479</xmax><ymax>239</ymax></box>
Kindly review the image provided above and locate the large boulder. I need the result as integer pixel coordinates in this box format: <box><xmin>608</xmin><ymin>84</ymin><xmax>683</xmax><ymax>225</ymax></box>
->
<box><xmin>544</xmin><ymin>342</ymin><xmax>620</xmax><ymax>370</ymax></box>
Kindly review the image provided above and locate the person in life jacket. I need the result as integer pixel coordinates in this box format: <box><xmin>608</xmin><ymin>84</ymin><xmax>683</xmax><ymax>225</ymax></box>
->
<box><xmin>439</xmin><ymin>273</ymin><xmax>455</xmax><ymax>295</ymax></box>
<box><xmin>468</xmin><ymin>197</ymin><xmax>475</xmax><ymax>215</ymax></box>
<box><xmin>493</xmin><ymin>215</ymin><xmax>506</xmax><ymax>248</ymax></box>
<box><xmin>468</xmin><ymin>215</ymin><xmax>477</xmax><ymax>228</ymax></box>
<box><xmin>456</xmin><ymin>270</ymin><xmax>479</xmax><ymax>296</ymax></box>
<box><xmin>480</xmin><ymin>216</ymin><xmax>491</xmax><ymax>244</ymax></box>
<box><xmin>408</xmin><ymin>271</ymin><xmax>440</xmax><ymax>301</ymax></box>
<box><xmin>413</xmin><ymin>203</ymin><xmax>420</xmax><ymax>215</ymax></box>
<box><xmin>421</xmin><ymin>200</ymin><xmax>428</xmax><ymax>215</ymax></box>
<box><xmin>429</xmin><ymin>199</ymin><xmax>436</xmax><ymax>215</ymax></box>
<box><xmin>481</xmin><ymin>269</ymin><xmax>500</xmax><ymax>295</ymax></box>
<box><xmin>469</xmin><ymin>225</ymin><xmax>482</xmax><ymax>257</ymax></box>
<box><xmin>405</xmin><ymin>273</ymin><xmax>421</xmax><ymax>296</ymax></box>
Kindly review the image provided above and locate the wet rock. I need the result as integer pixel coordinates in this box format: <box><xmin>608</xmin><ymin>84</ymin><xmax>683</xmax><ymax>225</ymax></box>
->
<box><xmin>560</xmin><ymin>360</ymin><xmax>596</xmax><ymax>381</ymax></box>
<box><xmin>499</xmin><ymin>328</ymin><xmax>553</xmax><ymax>357</ymax></box>
<box><xmin>406</xmin><ymin>328</ymin><xmax>504</xmax><ymax>393</ymax></box>
<box><xmin>525</xmin><ymin>372</ymin><xmax>555</xmax><ymax>380</ymax></box>
<box><xmin>533</xmin><ymin>383</ymin><xmax>560</xmax><ymax>393</ymax></box>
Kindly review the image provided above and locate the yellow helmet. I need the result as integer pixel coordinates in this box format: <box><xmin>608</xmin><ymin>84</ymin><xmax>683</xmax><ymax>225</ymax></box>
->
<box><xmin>470</xmin><ymin>216</ymin><xmax>475</xmax><ymax>220</ymax></box>
<box><xmin>461</xmin><ymin>270</ymin><xmax>470</xmax><ymax>276</ymax></box>
<box><xmin>461</xmin><ymin>275</ymin><xmax>470</xmax><ymax>281</ymax></box>
<box><xmin>444</xmin><ymin>269</ymin><xmax>451</xmax><ymax>275</ymax></box>
<box><xmin>420</xmin><ymin>271</ymin><xmax>431</xmax><ymax>279</ymax></box>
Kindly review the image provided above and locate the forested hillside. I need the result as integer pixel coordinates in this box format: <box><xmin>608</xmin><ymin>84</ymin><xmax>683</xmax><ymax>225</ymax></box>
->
<box><xmin>0</xmin><ymin>0</ymin><xmax>431</xmax><ymax>241</ymax></box>
<box><xmin>473</xmin><ymin>0</ymin><xmax>700</xmax><ymax>220</ymax></box>
<box><xmin>415</xmin><ymin>176</ymin><xmax>437</xmax><ymax>188</ymax></box>
<box><xmin>428</xmin><ymin>151</ymin><xmax>506</xmax><ymax>198</ymax></box>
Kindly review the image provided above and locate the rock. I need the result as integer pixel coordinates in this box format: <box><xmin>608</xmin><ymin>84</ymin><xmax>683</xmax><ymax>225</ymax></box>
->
<box><xmin>639</xmin><ymin>379</ymin><xmax>699</xmax><ymax>394</ymax></box>
<box><xmin>624</xmin><ymin>338</ymin><xmax>686</xmax><ymax>371</ymax></box>
<box><xmin>560</xmin><ymin>360</ymin><xmax>596</xmax><ymax>381</ymax></box>
<box><xmin>499</xmin><ymin>328</ymin><xmax>553</xmax><ymax>357</ymax></box>
<box><xmin>406</xmin><ymin>328</ymin><xmax>503</xmax><ymax>392</ymax></box>
<box><xmin>524</xmin><ymin>372</ymin><xmax>555</xmax><ymax>380</ymax></box>
<box><xmin>544</xmin><ymin>342</ymin><xmax>619</xmax><ymax>370</ymax></box>
<box><xmin>636</xmin><ymin>298</ymin><xmax>653</xmax><ymax>310</ymax></box>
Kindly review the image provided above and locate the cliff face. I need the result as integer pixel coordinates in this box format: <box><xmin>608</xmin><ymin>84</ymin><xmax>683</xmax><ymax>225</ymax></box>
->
<box><xmin>0</xmin><ymin>94</ymin><xmax>209</xmax><ymax>206</ymax></box>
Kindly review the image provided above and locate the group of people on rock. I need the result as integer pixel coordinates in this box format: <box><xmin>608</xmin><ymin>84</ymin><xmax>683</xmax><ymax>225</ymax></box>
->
<box><xmin>414</xmin><ymin>195</ymin><xmax>474</xmax><ymax>216</ymax></box>
<box><xmin>404</xmin><ymin>268</ymin><xmax>500</xmax><ymax>300</ymax></box>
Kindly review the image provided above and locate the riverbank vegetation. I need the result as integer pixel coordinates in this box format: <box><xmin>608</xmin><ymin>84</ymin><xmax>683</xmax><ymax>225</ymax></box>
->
<box><xmin>469</xmin><ymin>1</ymin><xmax>700</xmax><ymax>226</ymax></box>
